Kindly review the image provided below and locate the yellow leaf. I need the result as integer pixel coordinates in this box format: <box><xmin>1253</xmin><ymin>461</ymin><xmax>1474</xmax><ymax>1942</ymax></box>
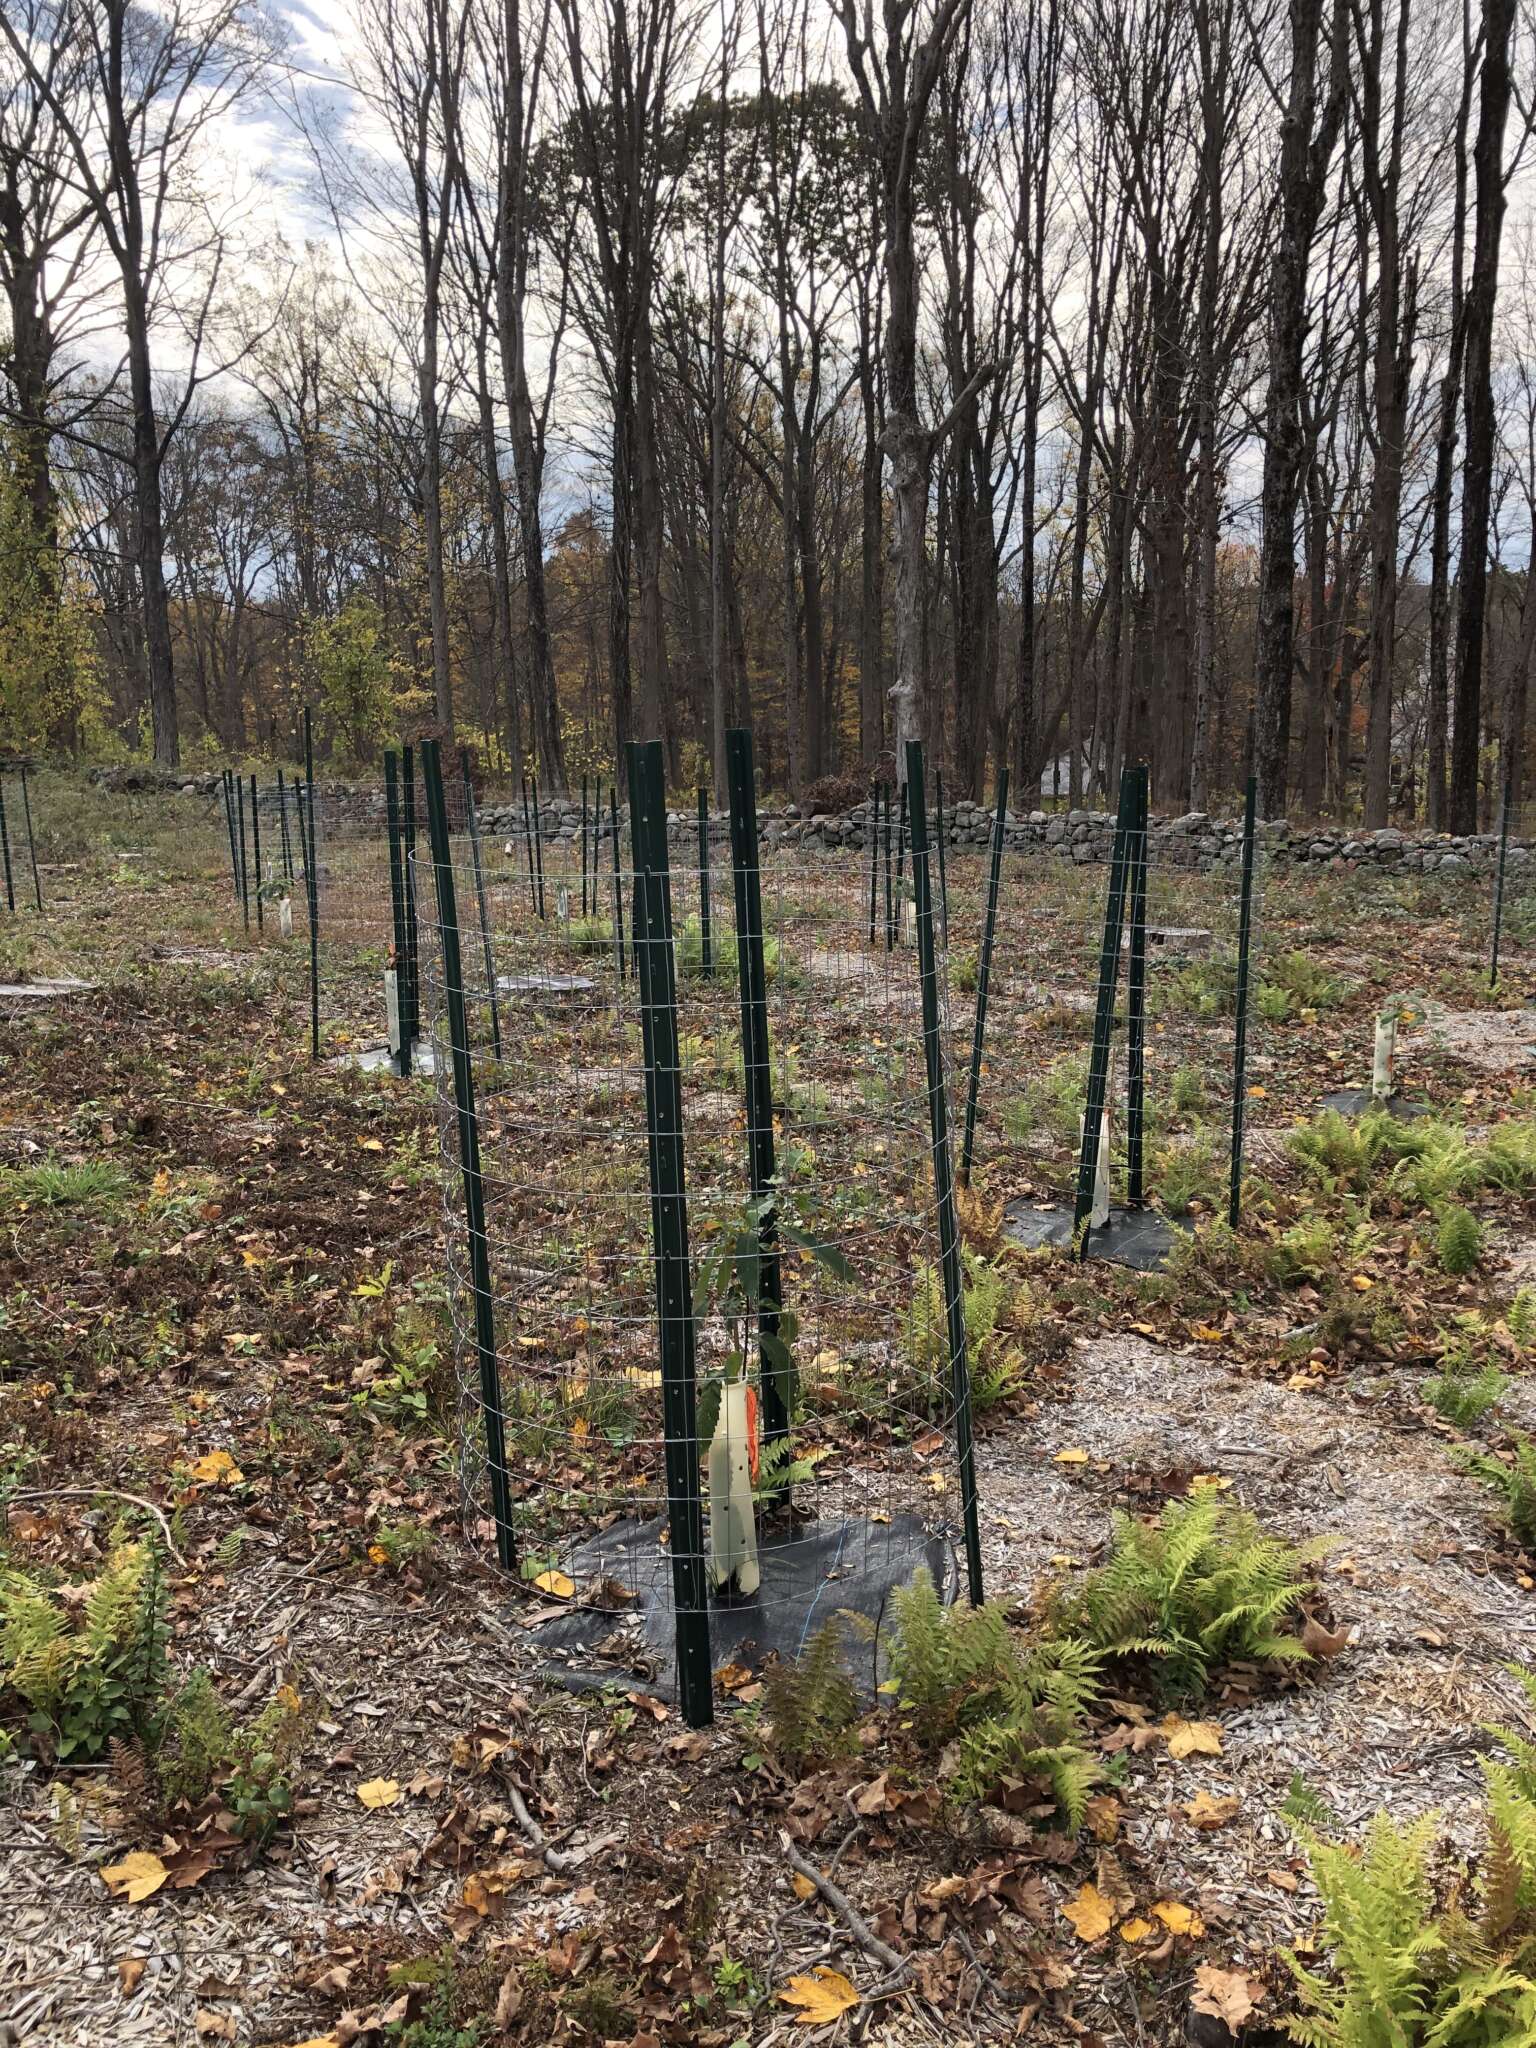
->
<box><xmin>1192</xmin><ymin>1324</ymin><xmax>1225</xmax><ymax>1343</ymax></box>
<box><xmin>275</xmin><ymin>1684</ymin><xmax>302</xmax><ymax>1715</ymax></box>
<box><xmin>1119</xmin><ymin>1917</ymin><xmax>1153</xmax><ymax>1945</ymax></box>
<box><xmin>1350</xmin><ymin>1274</ymin><xmax>1373</xmax><ymax>1292</ymax></box>
<box><xmin>1247</xmin><ymin>1085</ymin><xmax>1267</xmax><ymax>1099</ymax></box>
<box><xmin>356</xmin><ymin>1778</ymin><xmax>401</xmax><ymax>1809</ymax></box>
<box><xmin>1161</xmin><ymin>1715</ymin><xmax>1224</xmax><ymax>1759</ymax></box>
<box><xmin>187</xmin><ymin>1451</ymin><xmax>243</xmax><ymax>1486</ymax></box>
<box><xmin>1053</xmin><ymin>1447</ymin><xmax>1090</xmax><ymax>1465</ymax></box>
<box><xmin>367</xmin><ymin>1544</ymin><xmax>389</xmax><ymax>1566</ymax></box>
<box><xmin>1184</xmin><ymin>1790</ymin><xmax>1241</xmax><ymax>1831</ymax></box>
<box><xmin>791</xmin><ymin>1871</ymin><xmax>817</xmax><ymax>1901</ymax></box>
<box><xmin>101</xmin><ymin>1852</ymin><xmax>168</xmax><ymax>1903</ymax></box>
<box><xmin>1153</xmin><ymin>1900</ymin><xmax>1205</xmax><ymax>1936</ymax></box>
<box><xmin>358</xmin><ymin>1138</ymin><xmax>385</xmax><ymax>1152</ymax></box>
<box><xmin>778</xmin><ymin>1967</ymin><xmax>860</xmax><ymax>2025</ymax></box>
<box><xmin>151</xmin><ymin>1168</ymin><xmax>171</xmax><ymax>1195</ymax></box>
<box><xmin>532</xmin><ymin>1569</ymin><xmax>575</xmax><ymax>1599</ymax></box>
<box><xmin>1061</xmin><ymin>1882</ymin><xmax>1115</xmax><ymax>1941</ymax></box>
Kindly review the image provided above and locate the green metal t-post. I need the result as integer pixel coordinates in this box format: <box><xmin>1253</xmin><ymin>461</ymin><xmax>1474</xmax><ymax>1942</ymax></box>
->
<box><xmin>960</xmin><ymin>768</ymin><xmax>1010</xmax><ymax>1186</ymax></box>
<box><xmin>726</xmin><ymin>728</ymin><xmax>787</xmax><ymax>1470</ymax></box>
<box><xmin>1124</xmin><ymin>764</ymin><xmax>1149</xmax><ymax>1208</ymax></box>
<box><xmin>249</xmin><ymin>775</ymin><xmax>264</xmax><ymax>932</ymax></box>
<box><xmin>627</xmin><ymin>741</ymin><xmax>712</xmax><ymax>1728</ymax></box>
<box><xmin>1228</xmin><ymin>775</ymin><xmax>1260</xmax><ymax>1229</ymax></box>
<box><xmin>1072</xmin><ymin>769</ymin><xmax>1135</xmax><ymax>1253</ymax></box>
<box><xmin>697</xmin><ymin>786</ymin><xmax>713</xmax><ymax>975</ymax></box>
<box><xmin>461</xmin><ymin>748</ymin><xmax>503</xmax><ymax>1063</ymax></box>
<box><xmin>1492</xmin><ymin>761</ymin><xmax>1515</xmax><ymax>989</ymax></box>
<box><xmin>420</xmin><ymin>741</ymin><xmax>516</xmax><ymax>1571</ymax></box>
<box><xmin>18</xmin><ymin>766</ymin><xmax>41</xmax><ymax>912</ymax></box>
<box><xmin>384</xmin><ymin>754</ymin><xmax>412</xmax><ymax>1079</ymax></box>
<box><xmin>302</xmin><ymin>709</ymin><xmax>321</xmax><ymax>1060</ymax></box>
<box><xmin>907</xmin><ymin>740</ymin><xmax>984</xmax><ymax>1607</ymax></box>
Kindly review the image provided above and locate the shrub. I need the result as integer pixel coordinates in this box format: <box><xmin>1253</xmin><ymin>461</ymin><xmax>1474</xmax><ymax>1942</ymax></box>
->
<box><xmin>1054</xmin><ymin>1485</ymin><xmax>1325</xmax><ymax>1699</ymax></box>
<box><xmin>1438</xmin><ymin>1207</ymin><xmax>1485</xmax><ymax>1276</ymax></box>
<box><xmin>1454</xmin><ymin>1432</ymin><xmax>1536</xmax><ymax>1550</ymax></box>
<box><xmin>1268</xmin><ymin>1216</ymin><xmax>1337</xmax><ymax>1284</ymax></box>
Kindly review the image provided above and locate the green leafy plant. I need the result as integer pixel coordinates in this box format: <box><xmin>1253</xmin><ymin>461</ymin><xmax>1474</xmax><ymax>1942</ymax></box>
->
<box><xmin>761</xmin><ymin>1619</ymin><xmax>860</xmax><ymax>1764</ymax></box>
<box><xmin>905</xmin><ymin>1250</ymin><xmax>1020</xmax><ymax>1411</ymax></box>
<box><xmin>1268</xmin><ymin>1216</ymin><xmax>1338</xmax><ymax>1285</ymax></box>
<box><xmin>878</xmin><ymin>1569</ymin><xmax>1102</xmax><ymax>1826</ymax></box>
<box><xmin>1054</xmin><ymin>1484</ymin><xmax>1325</xmax><ymax>1699</ymax></box>
<box><xmin>1283</xmin><ymin>1671</ymin><xmax>1536</xmax><ymax>2044</ymax></box>
<box><xmin>0</xmin><ymin>1156</ymin><xmax>130</xmax><ymax>1212</ymax></box>
<box><xmin>1423</xmin><ymin>1355</ymin><xmax>1510</xmax><ymax>1429</ymax></box>
<box><xmin>0</xmin><ymin>1540</ymin><xmax>168</xmax><ymax>1761</ymax></box>
<box><xmin>1510</xmin><ymin>1289</ymin><xmax>1536</xmax><ymax>1350</ymax></box>
<box><xmin>1438</xmin><ymin>1206</ymin><xmax>1485</xmax><ymax>1276</ymax></box>
<box><xmin>1454</xmin><ymin>1432</ymin><xmax>1536</xmax><ymax>1550</ymax></box>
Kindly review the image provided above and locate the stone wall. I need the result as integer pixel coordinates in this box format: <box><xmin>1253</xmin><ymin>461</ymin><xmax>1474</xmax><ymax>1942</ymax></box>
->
<box><xmin>88</xmin><ymin>765</ymin><xmax>1527</xmax><ymax>877</ymax></box>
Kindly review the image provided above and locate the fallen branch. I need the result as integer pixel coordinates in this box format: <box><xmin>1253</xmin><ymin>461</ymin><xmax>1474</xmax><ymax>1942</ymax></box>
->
<box><xmin>9</xmin><ymin>1487</ymin><xmax>185</xmax><ymax>1566</ymax></box>
<box><xmin>781</xmin><ymin>1830</ymin><xmax>911</xmax><ymax>1985</ymax></box>
<box><xmin>506</xmin><ymin>1782</ymin><xmax>621</xmax><ymax>1875</ymax></box>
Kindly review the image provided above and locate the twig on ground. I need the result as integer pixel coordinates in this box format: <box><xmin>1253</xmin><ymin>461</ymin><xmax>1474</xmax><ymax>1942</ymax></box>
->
<box><xmin>780</xmin><ymin>1830</ymin><xmax>911</xmax><ymax>1985</ymax></box>
<box><xmin>506</xmin><ymin>1782</ymin><xmax>621</xmax><ymax>1875</ymax></box>
<box><xmin>9</xmin><ymin>1487</ymin><xmax>185</xmax><ymax>1565</ymax></box>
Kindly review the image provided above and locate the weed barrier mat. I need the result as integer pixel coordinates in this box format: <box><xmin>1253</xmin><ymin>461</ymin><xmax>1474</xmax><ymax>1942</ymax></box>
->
<box><xmin>1001</xmin><ymin>1197</ymin><xmax>1181</xmax><ymax>1271</ymax></box>
<box><xmin>520</xmin><ymin>1511</ymin><xmax>956</xmax><ymax>1701</ymax></box>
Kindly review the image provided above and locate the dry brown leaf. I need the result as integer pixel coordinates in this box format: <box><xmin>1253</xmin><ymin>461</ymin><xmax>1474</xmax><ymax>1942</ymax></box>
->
<box><xmin>356</xmin><ymin>1778</ymin><xmax>401</xmax><ymax>1810</ymax></box>
<box><xmin>194</xmin><ymin>2011</ymin><xmax>237</xmax><ymax>2041</ymax></box>
<box><xmin>1184</xmin><ymin>1790</ymin><xmax>1241</xmax><ymax>1831</ymax></box>
<box><xmin>1061</xmin><ymin>1882</ymin><xmax>1114</xmax><ymax>1942</ymax></box>
<box><xmin>778</xmin><ymin>1966</ymin><xmax>860</xmax><ymax>2025</ymax></box>
<box><xmin>791</xmin><ymin>1871</ymin><xmax>817</xmax><ymax>1901</ymax></box>
<box><xmin>1301</xmin><ymin>1616</ymin><xmax>1350</xmax><ymax>1659</ymax></box>
<box><xmin>1192</xmin><ymin>1964</ymin><xmax>1265</xmax><ymax>2035</ymax></box>
<box><xmin>116</xmin><ymin>1957</ymin><xmax>146</xmax><ymax>1996</ymax></box>
<box><xmin>1161</xmin><ymin>1714</ymin><xmax>1224</xmax><ymax>1759</ymax></box>
<box><xmin>101</xmin><ymin>1852</ymin><xmax>169</xmax><ymax>1903</ymax></box>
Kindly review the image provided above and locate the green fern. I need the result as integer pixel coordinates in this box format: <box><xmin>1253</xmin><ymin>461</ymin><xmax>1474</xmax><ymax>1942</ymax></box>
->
<box><xmin>1056</xmin><ymin>1485</ymin><xmax>1324</xmax><ymax>1699</ymax></box>
<box><xmin>1509</xmin><ymin>1290</ymin><xmax>1536</xmax><ymax>1351</ymax></box>
<box><xmin>1439</xmin><ymin>1208</ymin><xmax>1485</xmax><ymax>1277</ymax></box>
<box><xmin>0</xmin><ymin>1542</ymin><xmax>168</xmax><ymax>1761</ymax></box>
<box><xmin>1454</xmin><ymin>1434</ymin><xmax>1536</xmax><ymax>1550</ymax></box>
<box><xmin>762</xmin><ymin>1621</ymin><xmax>860</xmax><ymax>1765</ymax></box>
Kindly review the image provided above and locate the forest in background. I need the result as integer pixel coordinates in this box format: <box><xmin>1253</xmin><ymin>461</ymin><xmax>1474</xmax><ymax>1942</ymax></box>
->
<box><xmin>5</xmin><ymin>0</ymin><xmax>1536</xmax><ymax>824</ymax></box>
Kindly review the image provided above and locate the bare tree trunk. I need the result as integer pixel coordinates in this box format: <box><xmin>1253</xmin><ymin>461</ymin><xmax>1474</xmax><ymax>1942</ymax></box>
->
<box><xmin>1450</xmin><ymin>0</ymin><xmax>1518</xmax><ymax>832</ymax></box>
<box><xmin>1252</xmin><ymin>0</ymin><xmax>1345</xmax><ymax>816</ymax></box>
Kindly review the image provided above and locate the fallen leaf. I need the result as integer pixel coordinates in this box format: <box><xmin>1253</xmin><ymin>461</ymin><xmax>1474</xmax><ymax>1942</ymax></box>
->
<box><xmin>358</xmin><ymin>1137</ymin><xmax>385</xmax><ymax>1152</ymax></box>
<box><xmin>1184</xmin><ymin>1791</ymin><xmax>1241</xmax><ymax>1831</ymax></box>
<box><xmin>116</xmin><ymin>1957</ymin><xmax>146</xmax><ymax>1996</ymax></box>
<box><xmin>1161</xmin><ymin>1714</ymin><xmax>1223</xmax><ymax>1759</ymax></box>
<box><xmin>356</xmin><ymin>1778</ymin><xmax>401</xmax><ymax>1810</ymax></box>
<box><xmin>101</xmin><ymin>1852</ymin><xmax>168</xmax><ymax>1903</ymax></box>
<box><xmin>1153</xmin><ymin>1899</ymin><xmax>1205</xmax><ymax>1936</ymax></box>
<box><xmin>778</xmin><ymin>1966</ymin><xmax>860</xmax><ymax>2025</ymax></box>
<box><xmin>1191</xmin><ymin>1324</ymin><xmax>1225</xmax><ymax>1342</ymax></box>
<box><xmin>1301</xmin><ymin>1616</ymin><xmax>1350</xmax><ymax>1659</ymax></box>
<box><xmin>195</xmin><ymin>2012</ymin><xmax>237</xmax><ymax>2042</ymax></box>
<box><xmin>1053</xmin><ymin>1447</ymin><xmax>1090</xmax><ymax>1465</ymax></box>
<box><xmin>1192</xmin><ymin>1964</ymin><xmax>1265</xmax><ymax>2035</ymax></box>
<box><xmin>791</xmin><ymin>1871</ymin><xmax>817</xmax><ymax>1900</ymax></box>
<box><xmin>186</xmin><ymin>1450</ymin><xmax>243</xmax><ymax>1486</ymax></box>
<box><xmin>1118</xmin><ymin>1917</ymin><xmax>1153</xmax><ymax>1945</ymax></box>
<box><xmin>531</xmin><ymin>1569</ymin><xmax>574</xmax><ymax>1599</ymax></box>
<box><xmin>1061</xmin><ymin>1882</ymin><xmax>1114</xmax><ymax>1942</ymax></box>
<box><xmin>715</xmin><ymin>1662</ymin><xmax>754</xmax><ymax>1693</ymax></box>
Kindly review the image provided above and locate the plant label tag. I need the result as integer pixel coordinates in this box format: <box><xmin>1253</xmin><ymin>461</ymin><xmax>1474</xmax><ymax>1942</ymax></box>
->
<box><xmin>278</xmin><ymin>896</ymin><xmax>293</xmax><ymax>939</ymax></box>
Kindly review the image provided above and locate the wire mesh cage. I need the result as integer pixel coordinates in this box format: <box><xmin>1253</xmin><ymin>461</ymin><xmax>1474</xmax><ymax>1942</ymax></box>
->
<box><xmin>948</xmin><ymin>768</ymin><xmax>1266</xmax><ymax>1268</ymax></box>
<box><xmin>416</xmin><ymin>732</ymin><xmax>980</xmax><ymax>1726</ymax></box>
